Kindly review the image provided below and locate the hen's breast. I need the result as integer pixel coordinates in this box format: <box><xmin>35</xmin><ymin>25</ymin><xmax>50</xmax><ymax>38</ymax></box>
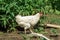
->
<box><xmin>30</xmin><ymin>16</ymin><xmax>40</xmax><ymax>26</ymax></box>
<box><xmin>30</xmin><ymin>18</ymin><xmax>39</xmax><ymax>26</ymax></box>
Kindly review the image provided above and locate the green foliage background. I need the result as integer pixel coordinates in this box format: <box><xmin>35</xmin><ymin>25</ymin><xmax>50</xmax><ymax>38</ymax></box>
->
<box><xmin>0</xmin><ymin>0</ymin><xmax>60</xmax><ymax>32</ymax></box>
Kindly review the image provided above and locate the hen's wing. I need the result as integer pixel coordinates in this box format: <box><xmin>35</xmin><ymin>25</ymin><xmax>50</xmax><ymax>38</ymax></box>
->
<box><xmin>18</xmin><ymin>22</ymin><xmax>30</xmax><ymax>29</ymax></box>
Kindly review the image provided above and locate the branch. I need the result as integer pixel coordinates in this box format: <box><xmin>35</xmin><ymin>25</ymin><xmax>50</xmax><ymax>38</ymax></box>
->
<box><xmin>27</xmin><ymin>32</ymin><xmax>50</xmax><ymax>40</ymax></box>
<box><xmin>41</xmin><ymin>24</ymin><xmax>60</xmax><ymax>29</ymax></box>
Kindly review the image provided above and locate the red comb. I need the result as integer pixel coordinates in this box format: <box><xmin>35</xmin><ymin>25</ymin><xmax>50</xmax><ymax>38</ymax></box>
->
<box><xmin>39</xmin><ymin>12</ymin><xmax>43</xmax><ymax>16</ymax></box>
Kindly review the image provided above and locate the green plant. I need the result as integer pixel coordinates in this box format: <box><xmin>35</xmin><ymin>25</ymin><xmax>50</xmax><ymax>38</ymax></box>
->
<box><xmin>0</xmin><ymin>0</ymin><xmax>46</xmax><ymax>32</ymax></box>
<box><xmin>0</xmin><ymin>0</ymin><xmax>60</xmax><ymax>33</ymax></box>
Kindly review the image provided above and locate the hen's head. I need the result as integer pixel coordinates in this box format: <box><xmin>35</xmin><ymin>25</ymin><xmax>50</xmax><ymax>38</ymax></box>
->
<box><xmin>37</xmin><ymin>12</ymin><xmax>43</xmax><ymax>17</ymax></box>
<box><xmin>40</xmin><ymin>12</ymin><xmax>43</xmax><ymax>16</ymax></box>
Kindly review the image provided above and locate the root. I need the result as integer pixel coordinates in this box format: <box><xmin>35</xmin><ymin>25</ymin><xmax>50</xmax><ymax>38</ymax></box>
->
<box><xmin>41</xmin><ymin>24</ymin><xmax>60</xmax><ymax>29</ymax></box>
<box><xmin>27</xmin><ymin>32</ymin><xmax>50</xmax><ymax>40</ymax></box>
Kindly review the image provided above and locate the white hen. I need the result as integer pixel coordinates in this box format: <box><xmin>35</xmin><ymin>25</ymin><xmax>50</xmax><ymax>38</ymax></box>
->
<box><xmin>15</xmin><ymin>12</ymin><xmax>43</xmax><ymax>34</ymax></box>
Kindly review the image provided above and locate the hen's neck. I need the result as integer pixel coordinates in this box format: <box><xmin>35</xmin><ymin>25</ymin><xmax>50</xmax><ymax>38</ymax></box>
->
<box><xmin>35</xmin><ymin>13</ymin><xmax>40</xmax><ymax>18</ymax></box>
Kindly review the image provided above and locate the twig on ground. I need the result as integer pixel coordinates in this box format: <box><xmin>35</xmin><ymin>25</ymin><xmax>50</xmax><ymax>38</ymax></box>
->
<box><xmin>41</xmin><ymin>24</ymin><xmax>60</xmax><ymax>28</ymax></box>
<box><xmin>27</xmin><ymin>32</ymin><xmax>50</xmax><ymax>40</ymax></box>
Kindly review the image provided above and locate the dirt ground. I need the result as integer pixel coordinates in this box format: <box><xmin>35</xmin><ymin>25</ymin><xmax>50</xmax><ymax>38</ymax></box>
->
<box><xmin>0</xmin><ymin>28</ymin><xmax>60</xmax><ymax>40</ymax></box>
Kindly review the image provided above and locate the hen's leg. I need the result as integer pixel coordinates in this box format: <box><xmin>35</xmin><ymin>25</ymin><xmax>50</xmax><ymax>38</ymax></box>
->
<box><xmin>24</xmin><ymin>28</ymin><xmax>26</xmax><ymax>34</ymax></box>
<box><xmin>19</xmin><ymin>22</ymin><xmax>31</xmax><ymax>34</ymax></box>
<box><xmin>29</xmin><ymin>27</ymin><xmax>33</xmax><ymax>33</ymax></box>
<box><xmin>24</xmin><ymin>23</ymin><xmax>31</xmax><ymax>34</ymax></box>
